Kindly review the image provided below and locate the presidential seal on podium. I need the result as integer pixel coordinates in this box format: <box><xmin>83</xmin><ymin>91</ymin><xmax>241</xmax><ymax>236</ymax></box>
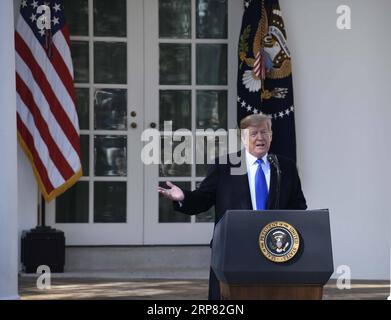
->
<box><xmin>259</xmin><ymin>221</ymin><xmax>300</xmax><ymax>263</ymax></box>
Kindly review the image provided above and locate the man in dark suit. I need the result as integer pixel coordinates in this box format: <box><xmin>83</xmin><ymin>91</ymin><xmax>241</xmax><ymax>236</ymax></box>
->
<box><xmin>158</xmin><ymin>114</ymin><xmax>307</xmax><ymax>299</ymax></box>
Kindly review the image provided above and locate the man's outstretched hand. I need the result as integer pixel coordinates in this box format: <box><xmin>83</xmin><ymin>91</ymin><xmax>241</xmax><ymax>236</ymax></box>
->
<box><xmin>158</xmin><ymin>181</ymin><xmax>185</xmax><ymax>202</ymax></box>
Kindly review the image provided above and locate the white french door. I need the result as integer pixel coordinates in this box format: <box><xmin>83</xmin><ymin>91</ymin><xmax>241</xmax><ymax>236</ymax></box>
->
<box><xmin>143</xmin><ymin>0</ymin><xmax>241</xmax><ymax>244</ymax></box>
<box><xmin>47</xmin><ymin>0</ymin><xmax>241</xmax><ymax>245</ymax></box>
<box><xmin>47</xmin><ymin>0</ymin><xmax>144</xmax><ymax>245</ymax></box>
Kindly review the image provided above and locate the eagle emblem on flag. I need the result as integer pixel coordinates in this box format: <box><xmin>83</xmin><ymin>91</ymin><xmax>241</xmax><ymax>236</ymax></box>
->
<box><xmin>239</xmin><ymin>3</ymin><xmax>291</xmax><ymax>100</ymax></box>
<box><xmin>237</xmin><ymin>0</ymin><xmax>297</xmax><ymax>161</ymax></box>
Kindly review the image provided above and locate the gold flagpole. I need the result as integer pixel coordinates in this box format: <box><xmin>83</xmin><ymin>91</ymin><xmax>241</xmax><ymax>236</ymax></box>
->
<box><xmin>37</xmin><ymin>188</ymin><xmax>41</xmax><ymax>226</ymax></box>
<box><xmin>37</xmin><ymin>189</ymin><xmax>46</xmax><ymax>227</ymax></box>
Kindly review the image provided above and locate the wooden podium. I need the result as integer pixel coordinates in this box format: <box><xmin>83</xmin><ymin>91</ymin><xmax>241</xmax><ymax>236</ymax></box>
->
<box><xmin>211</xmin><ymin>210</ymin><xmax>333</xmax><ymax>300</ymax></box>
<box><xmin>220</xmin><ymin>283</ymin><xmax>323</xmax><ymax>300</ymax></box>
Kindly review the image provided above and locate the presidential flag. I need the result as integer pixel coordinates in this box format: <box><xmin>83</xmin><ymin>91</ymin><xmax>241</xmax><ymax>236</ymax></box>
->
<box><xmin>237</xmin><ymin>0</ymin><xmax>297</xmax><ymax>161</ymax></box>
<box><xmin>15</xmin><ymin>0</ymin><xmax>82</xmax><ymax>202</ymax></box>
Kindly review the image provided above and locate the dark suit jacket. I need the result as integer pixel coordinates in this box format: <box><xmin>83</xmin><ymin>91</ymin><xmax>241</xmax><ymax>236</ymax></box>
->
<box><xmin>173</xmin><ymin>151</ymin><xmax>307</xmax><ymax>299</ymax></box>
<box><xmin>174</xmin><ymin>151</ymin><xmax>307</xmax><ymax>222</ymax></box>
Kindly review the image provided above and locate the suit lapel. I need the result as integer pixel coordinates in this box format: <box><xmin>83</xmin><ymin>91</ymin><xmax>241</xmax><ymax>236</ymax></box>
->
<box><xmin>238</xmin><ymin>173</ymin><xmax>252</xmax><ymax>209</ymax></box>
<box><xmin>268</xmin><ymin>164</ymin><xmax>277</xmax><ymax>209</ymax></box>
<box><xmin>229</xmin><ymin>150</ymin><xmax>252</xmax><ymax>210</ymax></box>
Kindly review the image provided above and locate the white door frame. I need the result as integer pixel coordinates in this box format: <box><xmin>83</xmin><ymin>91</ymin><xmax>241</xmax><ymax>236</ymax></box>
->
<box><xmin>46</xmin><ymin>0</ymin><xmax>144</xmax><ymax>245</ymax></box>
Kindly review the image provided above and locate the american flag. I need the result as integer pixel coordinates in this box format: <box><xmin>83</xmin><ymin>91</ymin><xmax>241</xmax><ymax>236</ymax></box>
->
<box><xmin>15</xmin><ymin>0</ymin><xmax>82</xmax><ymax>202</ymax></box>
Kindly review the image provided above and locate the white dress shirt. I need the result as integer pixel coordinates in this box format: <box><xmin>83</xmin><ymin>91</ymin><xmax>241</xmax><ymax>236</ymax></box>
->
<box><xmin>245</xmin><ymin>150</ymin><xmax>271</xmax><ymax>210</ymax></box>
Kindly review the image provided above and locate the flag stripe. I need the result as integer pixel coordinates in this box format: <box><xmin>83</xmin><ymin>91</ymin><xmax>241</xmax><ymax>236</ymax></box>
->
<box><xmin>51</xmin><ymin>30</ymin><xmax>76</xmax><ymax>103</ymax></box>
<box><xmin>16</xmin><ymin>73</ymin><xmax>75</xmax><ymax>180</ymax></box>
<box><xmin>16</xmin><ymin>52</ymin><xmax>81</xmax><ymax>173</ymax></box>
<box><xmin>17</xmin><ymin>115</ymin><xmax>55</xmax><ymax>193</ymax></box>
<box><xmin>17</xmin><ymin>95</ymin><xmax>66</xmax><ymax>189</ymax></box>
<box><xmin>15</xmin><ymin>31</ymin><xmax>81</xmax><ymax>158</ymax></box>
<box><xmin>61</xmin><ymin>24</ymin><xmax>71</xmax><ymax>47</ymax></box>
<box><xmin>53</xmin><ymin>28</ymin><xmax>73</xmax><ymax>76</ymax></box>
<box><xmin>254</xmin><ymin>51</ymin><xmax>261</xmax><ymax>78</ymax></box>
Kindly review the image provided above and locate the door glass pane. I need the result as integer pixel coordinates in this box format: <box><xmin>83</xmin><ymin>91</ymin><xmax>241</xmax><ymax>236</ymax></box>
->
<box><xmin>94</xmin><ymin>135</ymin><xmax>127</xmax><ymax>176</ymax></box>
<box><xmin>159</xmin><ymin>90</ymin><xmax>191</xmax><ymax>131</ymax></box>
<box><xmin>196</xmin><ymin>91</ymin><xmax>227</xmax><ymax>130</ymax></box>
<box><xmin>196</xmin><ymin>136</ymin><xmax>227</xmax><ymax>177</ymax></box>
<box><xmin>196</xmin><ymin>0</ymin><xmax>227</xmax><ymax>39</ymax></box>
<box><xmin>195</xmin><ymin>181</ymin><xmax>215</xmax><ymax>222</ymax></box>
<box><xmin>160</xmin><ymin>44</ymin><xmax>191</xmax><ymax>85</ymax></box>
<box><xmin>94</xmin><ymin>89</ymin><xmax>127</xmax><ymax>130</ymax></box>
<box><xmin>75</xmin><ymin>88</ymin><xmax>89</xmax><ymax>130</ymax></box>
<box><xmin>94</xmin><ymin>182</ymin><xmax>126</xmax><ymax>223</ymax></box>
<box><xmin>56</xmin><ymin>182</ymin><xmax>89</xmax><ymax>223</ymax></box>
<box><xmin>196</xmin><ymin>44</ymin><xmax>227</xmax><ymax>85</ymax></box>
<box><xmin>71</xmin><ymin>41</ymin><xmax>89</xmax><ymax>83</ymax></box>
<box><xmin>94</xmin><ymin>42</ymin><xmax>127</xmax><ymax>84</ymax></box>
<box><xmin>159</xmin><ymin>0</ymin><xmax>191</xmax><ymax>39</ymax></box>
<box><xmin>196</xmin><ymin>91</ymin><xmax>227</xmax><ymax>176</ymax></box>
<box><xmin>159</xmin><ymin>182</ymin><xmax>190</xmax><ymax>222</ymax></box>
<box><xmin>64</xmin><ymin>0</ymin><xmax>88</xmax><ymax>36</ymax></box>
<box><xmin>94</xmin><ymin>0</ymin><xmax>126</xmax><ymax>37</ymax></box>
<box><xmin>80</xmin><ymin>135</ymin><xmax>89</xmax><ymax>176</ymax></box>
<box><xmin>160</xmin><ymin>137</ymin><xmax>191</xmax><ymax>177</ymax></box>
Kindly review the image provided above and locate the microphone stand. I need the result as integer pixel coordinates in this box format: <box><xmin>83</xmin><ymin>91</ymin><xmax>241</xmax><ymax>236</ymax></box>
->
<box><xmin>275</xmin><ymin>160</ymin><xmax>281</xmax><ymax>209</ymax></box>
<box><xmin>268</xmin><ymin>154</ymin><xmax>281</xmax><ymax>209</ymax></box>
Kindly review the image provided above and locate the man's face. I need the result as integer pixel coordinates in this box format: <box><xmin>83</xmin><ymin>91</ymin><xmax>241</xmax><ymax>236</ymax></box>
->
<box><xmin>242</xmin><ymin>121</ymin><xmax>272</xmax><ymax>158</ymax></box>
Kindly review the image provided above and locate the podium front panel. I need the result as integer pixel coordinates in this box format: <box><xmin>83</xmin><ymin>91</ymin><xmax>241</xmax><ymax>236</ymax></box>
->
<box><xmin>211</xmin><ymin>210</ymin><xmax>333</xmax><ymax>285</ymax></box>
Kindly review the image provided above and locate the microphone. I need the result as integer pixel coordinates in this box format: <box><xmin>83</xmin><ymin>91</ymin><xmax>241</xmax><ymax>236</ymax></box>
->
<box><xmin>267</xmin><ymin>154</ymin><xmax>281</xmax><ymax>209</ymax></box>
<box><xmin>267</xmin><ymin>154</ymin><xmax>281</xmax><ymax>175</ymax></box>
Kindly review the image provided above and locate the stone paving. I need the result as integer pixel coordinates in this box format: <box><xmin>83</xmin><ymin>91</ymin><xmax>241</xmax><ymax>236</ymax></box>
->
<box><xmin>18</xmin><ymin>276</ymin><xmax>390</xmax><ymax>300</ymax></box>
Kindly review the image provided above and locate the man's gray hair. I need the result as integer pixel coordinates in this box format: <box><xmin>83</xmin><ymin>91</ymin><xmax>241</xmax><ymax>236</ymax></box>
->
<box><xmin>240</xmin><ymin>114</ymin><xmax>272</xmax><ymax>131</ymax></box>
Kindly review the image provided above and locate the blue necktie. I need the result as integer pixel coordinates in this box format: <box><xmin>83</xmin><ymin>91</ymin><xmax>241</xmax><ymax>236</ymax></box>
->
<box><xmin>255</xmin><ymin>159</ymin><xmax>268</xmax><ymax>210</ymax></box>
